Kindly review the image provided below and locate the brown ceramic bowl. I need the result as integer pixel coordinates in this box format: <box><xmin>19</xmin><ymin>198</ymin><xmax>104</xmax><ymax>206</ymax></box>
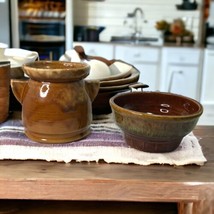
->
<box><xmin>110</xmin><ymin>91</ymin><xmax>203</xmax><ymax>153</ymax></box>
<box><xmin>92</xmin><ymin>89</ymin><xmax>128</xmax><ymax>115</ymax></box>
<box><xmin>22</xmin><ymin>61</ymin><xmax>90</xmax><ymax>82</ymax></box>
<box><xmin>10</xmin><ymin>66</ymin><xmax>24</xmax><ymax>79</ymax></box>
<box><xmin>92</xmin><ymin>68</ymin><xmax>140</xmax><ymax>115</ymax></box>
<box><xmin>99</xmin><ymin>67</ymin><xmax>140</xmax><ymax>88</ymax></box>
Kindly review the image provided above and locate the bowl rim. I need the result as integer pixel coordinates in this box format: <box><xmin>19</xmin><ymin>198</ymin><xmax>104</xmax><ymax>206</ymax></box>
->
<box><xmin>23</xmin><ymin>60</ymin><xmax>89</xmax><ymax>71</ymax></box>
<box><xmin>109</xmin><ymin>91</ymin><xmax>203</xmax><ymax>120</ymax></box>
<box><xmin>22</xmin><ymin>60</ymin><xmax>90</xmax><ymax>82</ymax></box>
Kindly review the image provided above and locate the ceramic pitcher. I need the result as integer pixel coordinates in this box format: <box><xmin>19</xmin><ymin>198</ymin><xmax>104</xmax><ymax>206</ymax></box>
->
<box><xmin>11</xmin><ymin>61</ymin><xmax>99</xmax><ymax>144</ymax></box>
<box><xmin>0</xmin><ymin>61</ymin><xmax>10</xmax><ymax>123</ymax></box>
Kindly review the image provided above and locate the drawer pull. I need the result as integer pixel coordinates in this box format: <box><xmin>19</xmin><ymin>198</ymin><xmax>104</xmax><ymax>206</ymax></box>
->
<box><xmin>133</xmin><ymin>53</ymin><xmax>141</xmax><ymax>58</ymax></box>
<box><xmin>179</xmin><ymin>56</ymin><xmax>186</xmax><ymax>62</ymax></box>
<box><xmin>88</xmin><ymin>49</ymin><xmax>96</xmax><ymax>55</ymax></box>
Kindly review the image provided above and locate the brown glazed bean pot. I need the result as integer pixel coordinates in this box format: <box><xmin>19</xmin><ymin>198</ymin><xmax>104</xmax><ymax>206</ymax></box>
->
<box><xmin>0</xmin><ymin>61</ymin><xmax>10</xmax><ymax>123</ymax></box>
<box><xmin>110</xmin><ymin>91</ymin><xmax>203</xmax><ymax>153</ymax></box>
<box><xmin>11</xmin><ymin>61</ymin><xmax>99</xmax><ymax>144</ymax></box>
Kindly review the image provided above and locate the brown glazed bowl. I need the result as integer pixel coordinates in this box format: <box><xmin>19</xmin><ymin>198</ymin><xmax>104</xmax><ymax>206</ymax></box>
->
<box><xmin>92</xmin><ymin>89</ymin><xmax>128</xmax><ymax>115</ymax></box>
<box><xmin>110</xmin><ymin>91</ymin><xmax>203</xmax><ymax>153</ymax></box>
<box><xmin>23</xmin><ymin>61</ymin><xmax>90</xmax><ymax>82</ymax></box>
<box><xmin>92</xmin><ymin>68</ymin><xmax>140</xmax><ymax>115</ymax></box>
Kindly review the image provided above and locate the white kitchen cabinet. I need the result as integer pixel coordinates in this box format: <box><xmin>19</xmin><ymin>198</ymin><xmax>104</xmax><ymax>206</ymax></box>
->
<box><xmin>164</xmin><ymin>65</ymin><xmax>198</xmax><ymax>98</ymax></box>
<box><xmin>198</xmin><ymin>48</ymin><xmax>214</xmax><ymax>125</ymax></box>
<box><xmin>201</xmin><ymin>48</ymin><xmax>214</xmax><ymax>105</ymax></box>
<box><xmin>73</xmin><ymin>42</ymin><xmax>114</xmax><ymax>60</ymax></box>
<box><xmin>160</xmin><ymin>47</ymin><xmax>203</xmax><ymax>100</ymax></box>
<box><xmin>114</xmin><ymin>45</ymin><xmax>161</xmax><ymax>91</ymax></box>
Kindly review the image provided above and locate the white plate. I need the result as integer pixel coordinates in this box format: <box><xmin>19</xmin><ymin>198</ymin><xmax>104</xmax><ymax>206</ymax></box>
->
<box><xmin>100</xmin><ymin>67</ymin><xmax>140</xmax><ymax>87</ymax></box>
<box><xmin>99</xmin><ymin>69</ymin><xmax>140</xmax><ymax>92</ymax></box>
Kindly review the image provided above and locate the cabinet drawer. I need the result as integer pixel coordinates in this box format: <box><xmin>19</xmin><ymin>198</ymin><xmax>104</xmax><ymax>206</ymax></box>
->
<box><xmin>115</xmin><ymin>46</ymin><xmax>160</xmax><ymax>63</ymax></box>
<box><xmin>73</xmin><ymin>42</ymin><xmax>114</xmax><ymax>59</ymax></box>
<box><xmin>163</xmin><ymin>48</ymin><xmax>201</xmax><ymax>65</ymax></box>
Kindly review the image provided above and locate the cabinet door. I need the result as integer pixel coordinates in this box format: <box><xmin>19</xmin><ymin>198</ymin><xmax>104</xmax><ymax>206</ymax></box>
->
<box><xmin>201</xmin><ymin>49</ymin><xmax>214</xmax><ymax>104</ymax></box>
<box><xmin>132</xmin><ymin>63</ymin><xmax>158</xmax><ymax>91</ymax></box>
<box><xmin>165</xmin><ymin>65</ymin><xmax>198</xmax><ymax>99</ymax></box>
<box><xmin>115</xmin><ymin>45</ymin><xmax>160</xmax><ymax>91</ymax></box>
<box><xmin>73</xmin><ymin>42</ymin><xmax>114</xmax><ymax>59</ymax></box>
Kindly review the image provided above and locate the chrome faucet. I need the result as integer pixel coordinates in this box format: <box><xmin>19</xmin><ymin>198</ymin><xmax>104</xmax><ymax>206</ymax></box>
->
<box><xmin>127</xmin><ymin>7</ymin><xmax>146</xmax><ymax>38</ymax></box>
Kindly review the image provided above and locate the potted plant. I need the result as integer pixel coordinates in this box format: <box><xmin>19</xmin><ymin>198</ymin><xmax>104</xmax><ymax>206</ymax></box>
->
<box><xmin>155</xmin><ymin>19</ymin><xmax>194</xmax><ymax>45</ymax></box>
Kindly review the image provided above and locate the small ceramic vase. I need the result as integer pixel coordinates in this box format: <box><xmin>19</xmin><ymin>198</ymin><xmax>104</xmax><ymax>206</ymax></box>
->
<box><xmin>0</xmin><ymin>61</ymin><xmax>10</xmax><ymax>123</ymax></box>
<box><xmin>11</xmin><ymin>61</ymin><xmax>99</xmax><ymax>143</ymax></box>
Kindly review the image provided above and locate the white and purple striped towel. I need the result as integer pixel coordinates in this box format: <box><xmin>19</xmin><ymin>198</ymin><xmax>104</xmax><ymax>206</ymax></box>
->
<box><xmin>0</xmin><ymin>112</ymin><xmax>207</xmax><ymax>166</ymax></box>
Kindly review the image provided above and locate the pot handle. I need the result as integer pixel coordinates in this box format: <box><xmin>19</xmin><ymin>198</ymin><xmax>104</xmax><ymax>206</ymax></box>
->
<box><xmin>129</xmin><ymin>83</ymin><xmax>149</xmax><ymax>92</ymax></box>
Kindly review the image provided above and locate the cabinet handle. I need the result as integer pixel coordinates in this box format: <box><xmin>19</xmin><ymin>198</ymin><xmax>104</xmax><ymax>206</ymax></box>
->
<box><xmin>133</xmin><ymin>53</ymin><xmax>141</xmax><ymax>58</ymax></box>
<box><xmin>88</xmin><ymin>49</ymin><xmax>96</xmax><ymax>56</ymax></box>
<box><xmin>179</xmin><ymin>56</ymin><xmax>185</xmax><ymax>62</ymax></box>
<box><xmin>168</xmin><ymin>70</ymin><xmax>183</xmax><ymax>92</ymax></box>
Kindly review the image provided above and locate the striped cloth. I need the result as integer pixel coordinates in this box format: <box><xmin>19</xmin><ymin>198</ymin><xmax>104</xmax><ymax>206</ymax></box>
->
<box><xmin>0</xmin><ymin>112</ymin><xmax>207</xmax><ymax>166</ymax></box>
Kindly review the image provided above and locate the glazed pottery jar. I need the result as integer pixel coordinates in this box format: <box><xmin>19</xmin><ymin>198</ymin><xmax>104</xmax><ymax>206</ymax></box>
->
<box><xmin>11</xmin><ymin>61</ymin><xmax>99</xmax><ymax>143</ymax></box>
<box><xmin>0</xmin><ymin>61</ymin><xmax>10</xmax><ymax>123</ymax></box>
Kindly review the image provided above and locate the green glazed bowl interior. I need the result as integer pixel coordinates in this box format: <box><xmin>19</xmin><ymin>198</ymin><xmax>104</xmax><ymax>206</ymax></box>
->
<box><xmin>110</xmin><ymin>91</ymin><xmax>203</xmax><ymax>153</ymax></box>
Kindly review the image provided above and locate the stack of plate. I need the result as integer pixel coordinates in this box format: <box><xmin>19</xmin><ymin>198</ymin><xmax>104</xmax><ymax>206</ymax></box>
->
<box><xmin>92</xmin><ymin>64</ymin><xmax>140</xmax><ymax>115</ymax></box>
<box><xmin>59</xmin><ymin>47</ymin><xmax>140</xmax><ymax>114</ymax></box>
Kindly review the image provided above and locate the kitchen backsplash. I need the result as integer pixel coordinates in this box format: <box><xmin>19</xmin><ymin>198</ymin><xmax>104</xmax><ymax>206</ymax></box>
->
<box><xmin>73</xmin><ymin>0</ymin><xmax>203</xmax><ymax>43</ymax></box>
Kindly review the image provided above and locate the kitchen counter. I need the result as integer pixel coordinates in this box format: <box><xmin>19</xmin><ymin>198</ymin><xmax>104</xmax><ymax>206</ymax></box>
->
<box><xmin>74</xmin><ymin>40</ymin><xmax>204</xmax><ymax>49</ymax></box>
<box><xmin>0</xmin><ymin>126</ymin><xmax>213</xmax><ymax>214</ymax></box>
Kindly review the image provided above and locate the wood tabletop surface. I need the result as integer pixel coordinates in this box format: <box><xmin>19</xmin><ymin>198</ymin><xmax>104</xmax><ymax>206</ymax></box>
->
<box><xmin>0</xmin><ymin>125</ymin><xmax>213</xmax><ymax>214</ymax></box>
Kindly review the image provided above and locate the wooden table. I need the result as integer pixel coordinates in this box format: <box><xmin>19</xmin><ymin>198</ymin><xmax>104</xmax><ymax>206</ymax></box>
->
<box><xmin>0</xmin><ymin>126</ymin><xmax>213</xmax><ymax>214</ymax></box>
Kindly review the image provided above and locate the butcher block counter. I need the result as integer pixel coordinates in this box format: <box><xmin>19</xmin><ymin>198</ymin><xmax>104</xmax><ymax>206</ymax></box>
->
<box><xmin>0</xmin><ymin>126</ymin><xmax>213</xmax><ymax>214</ymax></box>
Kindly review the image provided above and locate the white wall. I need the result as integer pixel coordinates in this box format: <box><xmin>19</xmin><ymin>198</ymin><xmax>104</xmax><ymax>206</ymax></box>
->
<box><xmin>73</xmin><ymin>0</ymin><xmax>203</xmax><ymax>43</ymax></box>
<box><xmin>0</xmin><ymin>0</ymin><xmax>10</xmax><ymax>46</ymax></box>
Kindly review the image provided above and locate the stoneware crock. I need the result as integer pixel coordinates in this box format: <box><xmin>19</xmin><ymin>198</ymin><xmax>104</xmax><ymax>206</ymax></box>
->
<box><xmin>110</xmin><ymin>91</ymin><xmax>203</xmax><ymax>153</ymax></box>
<box><xmin>11</xmin><ymin>61</ymin><xmax>99</xmax><ymax>143</ymax></box>
<box><xmin>0</xmin><ymin>61</ymin><xmax>10</xmax><ymax>123</ymax></box>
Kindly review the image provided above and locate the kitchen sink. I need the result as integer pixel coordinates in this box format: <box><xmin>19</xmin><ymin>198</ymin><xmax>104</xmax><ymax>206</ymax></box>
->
<box><xmin>111</xmin><ymin>36</ymin><xmax>162</xmax><ymax>46</ymax></box>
